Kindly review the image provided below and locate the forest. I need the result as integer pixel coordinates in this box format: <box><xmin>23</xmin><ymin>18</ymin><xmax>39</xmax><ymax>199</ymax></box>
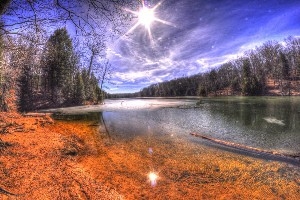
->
<box><xmin>0</xmin><ymin>0</ymin><xmax>134</xmax><ymax>113</ymax></box>
<box><xmin>109</xmin><ymin>37</ymin><xmax>300</xmax><ymax>98</ymax></box>
<box><xmin>0</xmin><ymin>28</ymin><xmax>106</xmax><ymax>112</ymax></box>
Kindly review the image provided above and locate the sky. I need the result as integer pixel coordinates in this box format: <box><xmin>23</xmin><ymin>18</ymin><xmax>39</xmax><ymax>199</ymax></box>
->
<box><xmin>103</xmin><ymin>0</ymin><xmax>300</xmax><ymax>94</ymax></box>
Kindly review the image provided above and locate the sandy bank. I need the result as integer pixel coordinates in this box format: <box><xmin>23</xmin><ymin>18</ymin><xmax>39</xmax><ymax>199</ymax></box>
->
<box><xmin>0</xmin><ymin>113</ymin><xmax>122</xmax><ymax>199</ymax></box>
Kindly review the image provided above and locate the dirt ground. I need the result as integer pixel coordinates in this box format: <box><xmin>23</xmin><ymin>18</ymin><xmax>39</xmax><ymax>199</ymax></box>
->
<box><xmin>0</xmin><ymin>112</ymin><xmax>299</xmax><ymax>199</ymax></box>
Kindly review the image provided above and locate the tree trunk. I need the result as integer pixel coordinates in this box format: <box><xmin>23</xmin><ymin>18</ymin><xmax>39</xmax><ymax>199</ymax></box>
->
<box><xmin>87</xmin><ymin>53</ymin><xmax>95</xmax><ymax>78</ymax></box>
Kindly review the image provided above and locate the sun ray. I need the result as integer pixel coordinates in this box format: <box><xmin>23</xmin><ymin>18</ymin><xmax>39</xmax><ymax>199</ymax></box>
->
<box><xmin>147</xmin><ymin>26</ymin><xmax>153</xmax><ymax>43</ymax></box>
<box><xmin>123</xmin><ymin>8</ymin><xmax>135</xmax><ymax>15</ymax></box>
<box><xmin>154</xmin><ymin>18</ymin><xmax>176</xmax><ymax>27</ymax></box>
<box><xmin>125</xmin><ymin>22</ymin><xmax>140</xmax><ymax>36</ymax></box>
<box><xmin>152</xmin><ymin>1</ymin><xmax>162</xmax><ymax>10</ymax></box>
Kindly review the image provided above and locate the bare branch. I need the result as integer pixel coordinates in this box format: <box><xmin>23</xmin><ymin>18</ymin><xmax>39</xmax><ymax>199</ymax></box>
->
<box><xmin>26</xmin><ymin>0</ymin><xmax>38</xmax><ymax>33</ymax></box>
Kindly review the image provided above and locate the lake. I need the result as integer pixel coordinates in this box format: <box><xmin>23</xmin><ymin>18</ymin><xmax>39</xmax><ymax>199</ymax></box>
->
<box><xmin>49</xmin><ymin>96</ymin><xmax>300</xmax><ymax>156</ymax></box>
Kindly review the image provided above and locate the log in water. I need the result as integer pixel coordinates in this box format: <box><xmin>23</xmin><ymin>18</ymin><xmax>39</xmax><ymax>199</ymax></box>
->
<box><xmin>190</xmin><ymin>132</ymin><xmax>300</xmax><ymax>165</ymax></box>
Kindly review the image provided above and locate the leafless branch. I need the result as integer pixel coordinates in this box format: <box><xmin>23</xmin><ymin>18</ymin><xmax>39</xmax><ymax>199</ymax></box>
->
<box><xmin>26</xmin><ymin>0</ymin><xmax>38</xmax><ymax>33</ymax></box>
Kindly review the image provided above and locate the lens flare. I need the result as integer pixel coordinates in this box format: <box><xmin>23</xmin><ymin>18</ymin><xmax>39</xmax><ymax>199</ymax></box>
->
<box><xmin>148</xmin><ymin>172</ymin><xmax>158</xmax><ymax>186</ymax></box>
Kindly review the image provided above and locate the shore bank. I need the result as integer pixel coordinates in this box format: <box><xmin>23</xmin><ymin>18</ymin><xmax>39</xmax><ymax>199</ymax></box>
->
<box><xmin>0</xmin><ymin>113</ymin><xmax>122</xmax><ymax>199</ymax></box>
<box><xmin>0</xmin><ymin>113</ymin><xmax>299</xmax><ymax>199</ymax></box>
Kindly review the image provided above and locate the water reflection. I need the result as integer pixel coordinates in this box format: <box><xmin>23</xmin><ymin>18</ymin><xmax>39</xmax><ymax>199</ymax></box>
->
<box><xmin>49</xmin><ymin>97</ymin><xmax>300</xmax><ymax>155</ymax></box>
<box><xmin>193</xmin><ymin>97</ymin><xmax>300</xmax><ymax>153</ymax></box>
<box><xmin>52</xmin><ymin>112</ymin><xmax>102</xmax><ymax>121</ymax></box>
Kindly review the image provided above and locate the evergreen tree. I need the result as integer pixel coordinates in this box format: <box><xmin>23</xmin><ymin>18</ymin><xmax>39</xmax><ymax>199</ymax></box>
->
<box><xmin>42</xmin><ymin>28</ymin><xmax>77</xmax><ymax>105</ymax></box>
<box><xmin>18</xmin><ymin>65</ymin><xmax>33</xmax><ymax>111</ymax></box>
<box><xmin>82</xmin><ymin>68</ymin><xmax>95</xmax><ymax>102</ymax></box>
<box><xmin>73</xmin><ymin>72</ymin><xmax>85</xmax><ymax>105</ymax></box>
<box><xmin>95</xmin><ymin>85</ymin><xmax>102</xmax><ymax>104</ymax></box>
<box><xmin>90</xmin><ymin>73</ymin><xmax>99</xmax><ymax>102</ymax></box>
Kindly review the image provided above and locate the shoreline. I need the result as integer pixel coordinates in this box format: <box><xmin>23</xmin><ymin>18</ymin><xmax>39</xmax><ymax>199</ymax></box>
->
<box><xmin>0</xmin><ymin>113</ymin><xmax>300</xmax><ymax>199</ymax></box>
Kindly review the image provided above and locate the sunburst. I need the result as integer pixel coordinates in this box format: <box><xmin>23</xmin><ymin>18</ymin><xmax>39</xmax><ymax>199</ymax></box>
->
<box><xmin>124</xmin><ymin>1</ymin><xmax>173</xmax><ymax>41</ymax></box>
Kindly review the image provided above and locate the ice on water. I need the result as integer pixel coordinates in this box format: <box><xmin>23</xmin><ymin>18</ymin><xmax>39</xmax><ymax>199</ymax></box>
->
<box><xmin>263</xmin><ymin>117</ymin><xmax>285</xmax><ymax>126</ymax></box>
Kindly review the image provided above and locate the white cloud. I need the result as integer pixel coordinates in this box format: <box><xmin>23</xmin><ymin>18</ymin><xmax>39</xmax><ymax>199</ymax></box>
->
<box><xmin>114</xmin><ymin>71</ymin><xmax>151</xmax><ymax>83</ymax></box>
<box><xmin>106</xmin><ymin>47</ymin><xmax>123</xmax><ymax>59</ymax></box>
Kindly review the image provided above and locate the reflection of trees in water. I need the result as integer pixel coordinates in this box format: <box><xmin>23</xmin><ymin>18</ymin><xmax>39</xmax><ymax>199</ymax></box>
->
<box><xmin>198</xmin><ymin>98</ymin><xmax>300</xmax><ymax>154</ymax></box>
<box><xmin>99</xmin><ymin>112</ymin><xmax>111</xmax><ymax>139</ymax></box>
<box><xmin>238</xmin><ymin>101</ymin><xmax>266</xmax><ymax>127</ymax></box>
<box><xmin>264</xmin><ymin>99</ymin><xmax>300</xmax><ymax>132</ymax></box>
<box><xmin>52</xmin><ymin>112</ymin><xmax>111</xmax><ymax>139</ymax></box>
<box><xmin>52</xmin><ymin>112</ymin><xmax>101</xmax><ymax>121</ymax></box>
<box><xmin>205</xmin><ymin>98</ymin><xmax>300</xmax><ymax>133</ymax></box>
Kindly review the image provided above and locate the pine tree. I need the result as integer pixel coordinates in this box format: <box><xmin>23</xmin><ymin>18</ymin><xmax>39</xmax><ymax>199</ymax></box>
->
<box><xmin>73</xmin><ymin>72</ymin><xmax>85</xmax><ymax>105</ymax></box>
<box><xmin>18</xmin><ymin>65</ymin><xmax>33</xmax><ymax>112</ymax></box>
<box><xmin>42</xmin><ymin>28</ymin><xmax>77</xmax><ymax>105</ymax></box>
<box><xmin>95</xmin><ymin>85</ymin><xmax>102</xmax><ymax>104</ymax></box>
<box><xmin>81</xmin><ymin>68</ymin><xmax>94</xmax><ymax>102</ymax></box>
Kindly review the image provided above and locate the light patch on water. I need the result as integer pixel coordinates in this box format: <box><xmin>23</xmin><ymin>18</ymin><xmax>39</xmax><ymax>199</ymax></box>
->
<box><xmin>148</xmin><ymin>172</ymin><xmax>158</xmax><ymax>186</ymax></box>
<box><xmin>263</xmin><ymin>117</ymin><xmax>285</xmax><ymax>126</ymax></box>
<box><xmin>42</xmin><ymin>98</ymin><xmax>199</xmax><ymax>114</ymax></box>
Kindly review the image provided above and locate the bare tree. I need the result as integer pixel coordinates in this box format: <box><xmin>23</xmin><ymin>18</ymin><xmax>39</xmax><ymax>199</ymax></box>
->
<box><xmin>89</xmin><ymin>59</ymin><xmax>112</xmax><ymax>103</ymax></box>
<box><xmin>79</xmin><ymin>33</ymin><xmax>107</xmax><ymax>78</ymax></box>
<box><xmin>1</xmin><ymin>0</ymin><xmax>140</xmax><ymax>38</ymax></box>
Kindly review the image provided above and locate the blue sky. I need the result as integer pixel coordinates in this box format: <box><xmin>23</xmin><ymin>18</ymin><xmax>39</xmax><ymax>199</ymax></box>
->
<box><xmin>104</xmin><ymin>0</ymin><xmax>300</xmax><ymax>93</ymax></box>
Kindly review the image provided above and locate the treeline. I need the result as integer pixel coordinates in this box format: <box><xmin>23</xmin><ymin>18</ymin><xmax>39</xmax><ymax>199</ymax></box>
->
<box><xmin>0</xmin><ymin>28</ymin><xmax>104</xmax><ymax>112</ymax></box>
<box><xmin>124</xmin><ymin>37</ymin><xmax>300</xmax><ymax>98</ymax></box>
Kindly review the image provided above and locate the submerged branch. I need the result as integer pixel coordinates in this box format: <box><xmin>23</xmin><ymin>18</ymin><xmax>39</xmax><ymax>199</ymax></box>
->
<box><xmin>190</xmin><ymin>132</ymin><xmax>300</xmax><ymax>165</ymax></box>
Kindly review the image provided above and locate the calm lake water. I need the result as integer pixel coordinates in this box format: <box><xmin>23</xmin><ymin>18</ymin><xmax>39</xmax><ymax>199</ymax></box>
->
<box><xmin>50</xmin><ymin>97</ymin><xmax>300</xmax><ymax>155</ymax></box>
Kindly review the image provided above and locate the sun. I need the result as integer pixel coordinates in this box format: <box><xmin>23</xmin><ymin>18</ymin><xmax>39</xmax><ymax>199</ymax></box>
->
<box><xmin>138</xmin><ymin>7</ymin><xmax>155</xmax><ymax>29</ymax></box>
<box><xmin>124</xmin><ymin>2</ymin><xmax>173</xmax><ymax>40</ymax></box>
